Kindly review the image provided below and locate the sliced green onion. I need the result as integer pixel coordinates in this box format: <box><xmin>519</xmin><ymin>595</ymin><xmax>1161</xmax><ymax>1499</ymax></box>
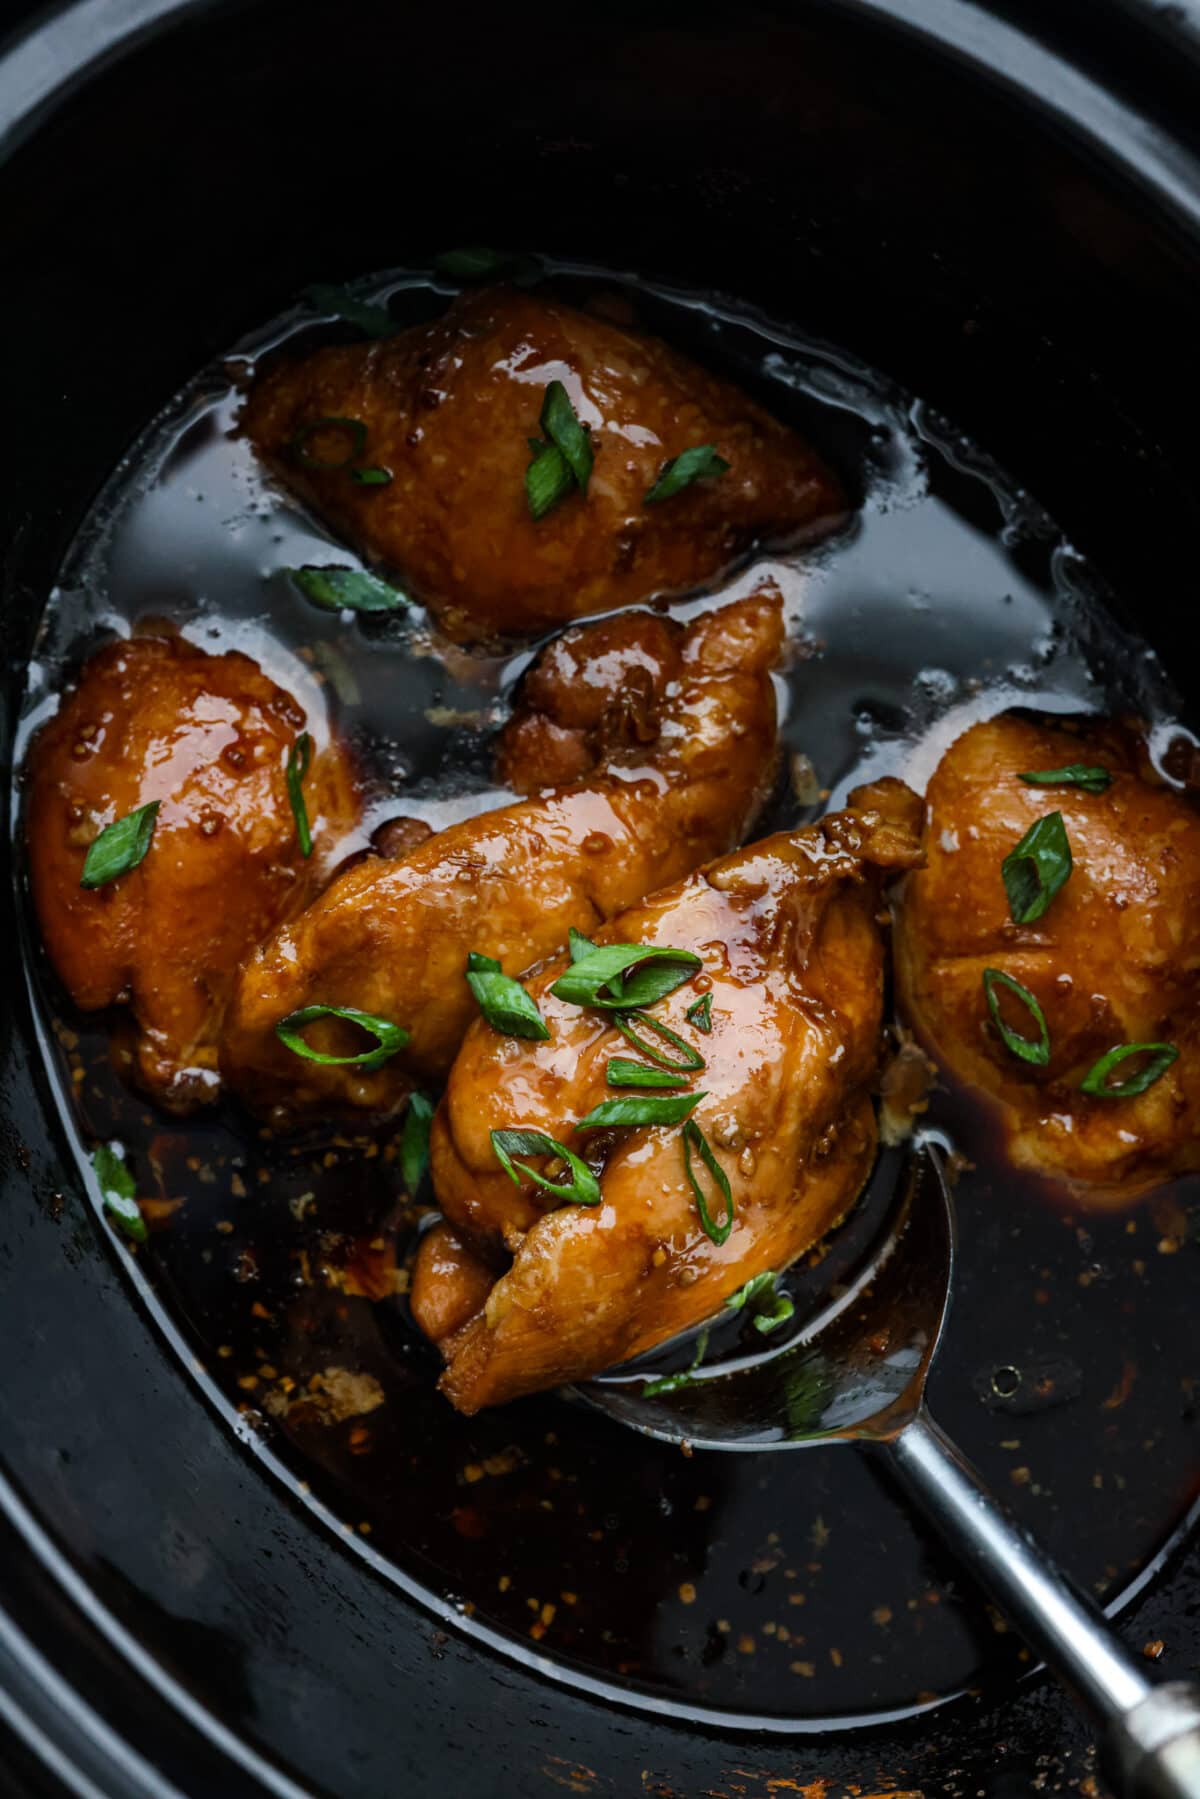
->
<box><xmin>303</xmin><ymin>284</ymin><xmax>396</xmax><ymax>337</ymax></box>
<box><xmin>753</xmin><ymin>1291</ymin><xmax>797</xmax><ymax>1337</ymax></box>
<box><xmin>526</xmin><ymin>442</ymin><xmax>574</xmax><ymax>521</ymax></box>
<box><xmin>1002</xmin><ymin>811</ymin><xmax>1073</xmax><ymax>924</ymax></box>
<box><xmin>611</xmin><ymin>1010</ymin><xmax>705</xmax><ymax>1072</ymax></box>
<box><xmin>575</xmin><ymin>1092</ymin><xmax>704</xmax><ymax>1132</ymax></box>
<box><xmin>982</xmin><ymin>968</ymin><xmax>1050</xmax><ymax>1067</ymax></box>
<box><xmin>435</xmin><ymin>247</ymin><xmax>541</xmax><ymax>284</ymax></box>
<box><xmin>643</xmin><ymin>1326</ymin><xmax>710</xmax><ymax>1398</ymax></box>
<box><xmin>1080</xmin><ymin>1042</ymin><xmax>1178</xmax><ymax>1098</ymax></box>
<box><xmin>568</xmin><ymin>926</ymin><xmax>599</xmax><ymax>963</ymax></box>
<box><xmin>275</xmin><ymin>1003</ymin><xmax>409</xmax><ymax>1069</ymax></box>
<box><xmin>287</xmin><ymin>566</ymin><xmax>410</xmax><ymax>612</ymax></box>
<box><xmin>644</xmin><ymin>443</ymin><xmax>730</xmax><ymax>505</ymax></box>
<box><xmin>349</xmin><ymin>465</ymin><xmax>392</xmax><ymax>486</ymax></box>
<box><xmin>540</xmin><ymin>380</ymin><xmax>592</xmax><ymax>493</ymax></box>
<box><xmin>400</xmin><ymin>1092</ymin><xmax>435</xmax><ymax>1193</ymax></box>
<box><xmin>682</xmin><ymin>1119</ymin><xmax>734</xmax><ymax>1245</ymax></box>
<box><xmin>550</xmin><ymin>942</ymin><xmax>701</xmax><ymax>1011</ymax></box>
<box><xmin>90</xmin><ymin>1143</ymin><xmax>147</xmax><ymax>1245</ymax></box>
<box><xmin>726</xmin><ymin>1270</ymin><xmax>795</xmax><ymax>1335</ymax></box>
<box><xmin>753</xmin><ymin>1293</ymin><xmax>798</xmax><ymax>1336</ymax></box>
<box><xmin>80</xmin><ymin>800</ymin><xmax>160</xmax><ymax>890</ymax></box>
<box><xmin>726</xmin><ymin>1271</ymin><xmax>775</xmax><ymax>1312</ymax></box>
<box><xmin>490</xmin><ymin>1128</ymin><xmax>601</xmax><ymax>1206</ymax></box>
<box><xmin>1019</xmin><ymin>764</ymin><xmax>1112</xmax><ymax>795</ymax></box>
<box><xmin>290</xmin><ymin>416</ymin><xmax>367</xmax><ymax>470</ymax></box>
<box><xmin>286</xmin><ymin>732</ymin><xmax>313</xmax><ymax>858</ymax></box>
<box><xmin>465</xmin><ymin>951</ymin><xmax>550</xmax><ymax>1040</ymax></box>
<box><xmin>685</xmin><ymin>993</ymin><xmax>713</xmax><ymax>1034</ymax></box>
<box><xmin>606</xmin><ymin>1057</ymin><xmax>688</xmax><ymax>1090</ymax></box>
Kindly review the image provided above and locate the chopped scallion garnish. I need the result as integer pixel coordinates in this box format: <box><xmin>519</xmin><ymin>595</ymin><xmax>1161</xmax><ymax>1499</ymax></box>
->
<box><xmin>349</xmin><ymin>465</ymin><xmax>393</xmax><ymax>486</ymax></box>
<box><xmin>568</xmin><ymin>926</ymin><xmax>599</xmax><ymax>963</ymax></box>
<box><xmin>525</xmin><ymin>441</ymin><xmax>574</xmax><ymax>520</ymax></box>
<box><xmin>682</xmin><ymin>1119</ymin><xmax>734</xmax><ymax>1245</ymax></box>
<box><xmin>80</xmin><ymin>800</ymin><xmax>160</xmax><ymax>890</ymax></box>
<box><xmin>726</xmin><ymin>1270</ymin><xmax>795</xmax><ymax>1335</ymax></box>
<box><xmin>465</xmin><ymin>951</ymin><xmax>550</xmax><ymax>1040</ymax></box>
<box><xmin>756</xmin><ymin>1294</ymin><xmax>796</xmax><ymax>1335</ymax></box>
<box><xmin>726</xmin><ymin>1270</ymin><xmax>775</xmax><ymax>1312</ymax></box>
<box><xmin>1079</xmin><ymin>1042</ymin><xmax>1178</xmax><ymax>1098</ymax></box>
<box><xmin>540</xmin><ymin>380</ymin><xmax>592</xmax><ymax>493</ymax></box>
<box><xmin>90</xmin><ymin>1143</ymin><xmax>147</xmax><ymax>1245</ymax></box>
<box><xmin>275</xmin><ymin>1003</ymin><xmax>409</xmax><ymax>1069</ymax></box>
<box><xmin>550</xmin><ymin>943</ymin><xmax>701</xmax><ymax>1011</ymax></box>
<box><xmin>611</xmin><ymin>1010</ymin><xmax>705</xmax><ymax>1072</ymax></box>
<box><xmin>1018</xmin><ymin>764</ymin><xmax>1112</xmax><ymax>795</ymax></box>
<box><xmin>400</xmin><ymin>1092</ymin><xmax>435</xmax><ymax>1192</ymax></box>
<box><xmin>1001</xmin><ymin>811</ymin><xmax>1072</xmax><ymax>924</ymax></box>
<box><xmin>643</xmin><ymin>1327</ymin><xmax>710</xmax><ymax>1398</ymax></box>
<box><xmin>575</xmin><ymin>1092</ymin><xmax>704</xmax><ymax>1132</ymax></box>
<box><xmin>606</xmin><ymin>1057</ymin><xmax>688</xmax><ymax>1090</ymax></box>
<box><xmin>287</xmin><ymin>566</ymin><xmax>410</xmax><ymax>613</ymax></box>
<box><xmin>644</xmin><ymin>443</ymin><xmax>730</xmax><ymax>505</ymax></box>
<box><xmin>526</xmin><ymin>381</ymin><xmax>592</xmax><ymax>519</ymax></box>
<box><xmin>286</xmin><ymin>732</ymin><xmax>313</xmax><ymax>858</ymax></box>
<box><xmin>490</xmin><ymin>1128</ymin><xmax>601</xmax><ymax>1206</ymax></box>
<box><xmin>685</xmin><ymin>993</ymin><xmax>713</xmax><ymax>1034</ymax></box>
<box><xmin>982</xmin><ymin>968</ymin><xmax>1050</xmax><ymax>1067</ymax></box>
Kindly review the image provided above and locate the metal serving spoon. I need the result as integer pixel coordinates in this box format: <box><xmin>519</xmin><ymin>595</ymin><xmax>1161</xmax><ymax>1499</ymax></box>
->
<box><xmin>583</xmin><ymin>1145</ymin><xmax>1200</xmax><ymax>1799</ymax></box>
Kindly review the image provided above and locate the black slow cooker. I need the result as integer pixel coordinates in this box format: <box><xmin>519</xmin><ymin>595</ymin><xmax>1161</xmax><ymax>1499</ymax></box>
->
<box><xmin>4</xmin><ymin>1</ymin><xmax>1200</xmax><ymax>1793</ymax></box>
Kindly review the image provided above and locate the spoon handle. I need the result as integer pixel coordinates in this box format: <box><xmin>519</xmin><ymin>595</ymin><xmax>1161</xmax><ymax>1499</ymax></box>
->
<box><xmin>889</xmin><ymin>1411</ymin><xmax>1200</xmax><ymax>1799</ymax></box>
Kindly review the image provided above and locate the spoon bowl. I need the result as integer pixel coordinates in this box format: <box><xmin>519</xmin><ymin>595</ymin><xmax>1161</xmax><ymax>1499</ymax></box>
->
<box><xmin>583</xmin><ymin>1142</ymin><xmax>953</xmax><ymax>1450</ymax></box>
<box><xmin>581</xmin><ymin>1141</ymin><xmax>1200</xmax><ymax>1799</ymax></box>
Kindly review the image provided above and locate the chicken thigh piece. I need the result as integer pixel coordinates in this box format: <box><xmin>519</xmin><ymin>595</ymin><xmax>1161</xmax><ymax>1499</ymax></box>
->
<box><xmin>222</xmin><ymin>589</ymin><xmax>784</xmax><ymax>1126</ymax></box>
<box><xmin>242</xmin><ymin>286</ymin><xmax>845</xmax><ymax>641</ymax></box>
<box><xmin>894</xmin><ymin>712</ymin><xmax>1200</xmax><ymax>1200</ymax></box>
<box><xmin>26</xmin><ymin>633</ymin><xmax>359</xmax><ymax>1111</ymax></box>
<box><xmin>412</xmin><ymin>779</ymin><xmax>923</xmax><ymax>1414</ymax></box>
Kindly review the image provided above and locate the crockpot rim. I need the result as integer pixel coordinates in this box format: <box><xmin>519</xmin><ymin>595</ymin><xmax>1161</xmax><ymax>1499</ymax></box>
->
<box><xmin>4</xmin><ymin>0</ymin><xmax>1200</xmax><ymax>237</ymax></box>
<box><xmin>3</xmin><ymin>1</ymin><xmax>1200</xmax><ymax>1794</ymax></box>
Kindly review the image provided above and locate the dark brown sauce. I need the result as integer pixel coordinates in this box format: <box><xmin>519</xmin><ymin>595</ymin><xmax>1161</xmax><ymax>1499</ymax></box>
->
<box><xmin>14</xmin><ymin>264</ymin><xmax>1200</xmax><ymax>1730</ymax></box>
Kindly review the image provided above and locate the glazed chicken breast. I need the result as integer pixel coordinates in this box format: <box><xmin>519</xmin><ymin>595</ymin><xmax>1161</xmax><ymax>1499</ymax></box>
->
<box><xmin>894</xmin><ymin>712</ymin><xmax>1200</xmax><ymax>1200</ymax></box>
<box><xmin>25</xmin><ymin>633</ymin><xmax>359</xmax><ymax>1111</ymax></box>
<box><xmin>222</xmin><ymin>589</ymin><xmax>784</xmax><ymax>1126</ymax></box>
<box><xmin>242</xmin><ymin>286</ymin><xmax>845</xmax><ymax>641</ymax></box>
<box><xmin>411</xmin><ymin>779</ymin><xmax>923</xmax><ymax>1413</ymax></box>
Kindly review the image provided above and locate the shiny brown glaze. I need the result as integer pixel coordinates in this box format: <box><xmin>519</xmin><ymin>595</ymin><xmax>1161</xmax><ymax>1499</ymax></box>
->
<box><xmin>25</xmin><ymin>633</ymin><xmax>359</xmax><ymax>1111</ymax></box>
<box><xmin>412</xmin><ymin>778</ymin><xmax>923</xmax><ymax>1414</ymax></box>
<box><xmin>242</xmin><ymin>287</ymin><xmax>845</xmax><ymax>641</ymax></box>
<box><xmin>894</xmin><ymin>712</ymin><xmax>1200</xmax><ymax>1200</ymax></box>
<box><xmin>408</xmin><ymin>1221</ymin><xmax>496</xmax><ymax>1344</ymax></box>
<box><xmin>221</xmin><ymin>589</ymin><xmax>784</xmax><ymax>1126</ymax></box>
<box><xmin>495</xmin><ymin>609</ymin><xmax>679</xmax><ymax>794</ymax></box>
